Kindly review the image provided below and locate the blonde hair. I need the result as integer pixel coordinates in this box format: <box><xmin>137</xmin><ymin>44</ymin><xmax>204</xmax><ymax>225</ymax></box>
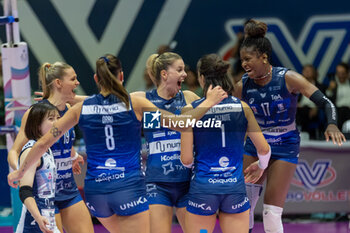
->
<box><xmin>148</xmin><ymin>52</ymin><xmax>182</xmax><ymax>86</ymax></box>
<box><xmin>146</xmin><ymin>54</ymin><xmax>157</xmax><ymax>85</ymax></box>
<box><xmin>38</xmin><ymin>62</ymin><xmax>72</xmax><ymax>99</ymax></box>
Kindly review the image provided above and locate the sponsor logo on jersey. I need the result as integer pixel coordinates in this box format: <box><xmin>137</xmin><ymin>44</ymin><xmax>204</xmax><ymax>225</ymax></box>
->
<box><xmin>247</xmin><ymin>89</ymin><xmax>258</xmax><ymax>93</ymax></box>
<box><xmin>86</xmin><ymin>202</ymin><xmax>96</xmax><ymax>212</ymax></box>
<box><xmin>219</xmin><ymin>156</ymin><xmax>229</xmax><ymax>167</ymax></box>
<box><xmin>151</xmin><ymin>99</ymin><xmax>163</xmax><ymax>103</ymax></box>
<box><xmin>188</xmin><ymin>200</ymin><xmax>212</xmax><ymax>211</ymax></box>
<box><xmin>271</xmin><ymin>94</ymin><xmax>283</xmax><ymax>101</ymax></box>
<box><xmin>153</xmin><ymin>132</ymin><xmax>166</xmax><ymax>138</ymax></box>
<box><xmin>210</xmin><ymin>156</ymin><xmax>236</xmax><ymax>172</ymax></box>
<box><xmin>56</xmin><ymin>172</ymin><xmax>72</xmax><ymax>180</ymax></box>
<box><xmin>96</xmin><ymin>158</ymin><xmax>125</xmax><ymax>171</ymax></box>
<box><xmin>277</xmin><ymin>103</ymin><xmax>285</xmax><ymax>111</ymax></box>
<box><xmin>206</xmin><ymin>104</ymin><xmax>242</xmax><ymax>114</ymax></box>
<box><xmin>95</xmin><ymin>172</ymin><xmax>125</xmax><ymax>183</ymax></box>
<box><xmin>146</xmin><ymin>183</ymin><xmax>156</xmax><ymax>192</ymax></box>
<box><xmin>269</xmin><ymin>86</ymin><xmax>281</xmax><ymax>91</ymax></box>
<box><xmin>208</xmin><ymin>177</ymin><xmax>237</xmax><ymax>184</ymax></box>
<box><xmin>261</xmin><ymin>122</ymin><xmax>296</xmax><ymax>136</ymax></box>
<box><xmin>266</xmin><ymin>137</ymin><xmax>282</xmax><ymax>143</ymax></box>
<box><xmin>161</xmin><ymin>154</ymin><xmax>181</xmax><ymax>162</ymax></box>
<box><xmin>251</xmin><ymin>106</ymin><xmax>258</xmax><ymax>114</ymax></box>
<box><xmin>55</xmin><ymin>157</ymin><xmax>73</xmax><ymax>171</ymax></box>
<box><xmin>149</xmin><ymin>139</ymin><xmax>181</xmax><ymax>154</ymax></box>
<box><xmin>82</xmin><ymin>103</ymin><xmax>129</xmax><ymax>115</ymax></box>
<box><xmin>120</xmin><ymin>196</ymin><xmax>147</xmax><ymax>210</ymax></box>
<box><xmin>167</xmin><ymin>131</ymin><xmax>178</xmax><ymax>136</ymax></box>
<box><xmin>162</xmin><ymin>161</ymin><xmax>175</xmax><ymax>175</ymax></box>
<box><xmin>232</xmin><ymin>197</ymin><xmax>249</xmax><ymax>210</ymax></box>
<box><xmin>278</xmin><ymin>70</ymin><xmax>286</xmax><ymax>76</ymax></box>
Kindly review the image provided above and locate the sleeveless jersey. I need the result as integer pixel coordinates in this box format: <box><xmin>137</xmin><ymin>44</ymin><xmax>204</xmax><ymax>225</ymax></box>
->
<box><xmin>144</xmin><ymin>89</ymin><xmax>191</xmax><ymax>182</ymax></box>
<box><xmin>241</xmin><ymin>67</ymin><xmax>300</xmax><ymax>156</ymax></box>
<box><xmin>41</xmin><ymin>99</ymin><xmax>78</xmax><ymax>201</ymax></box>
<box><xmin>78</xmin><ymin>94</ymin><xmax>143</xmax><ymax>194</ymax></box>
<box><xmin>17</xmin><ymin>140</ymin><xmax>57</xmax><ymax>233</ymax></box>
<box><xmin>189</xmin><ymin>96</ymin><xmax>247</xmax><ymax>194</ymax></box>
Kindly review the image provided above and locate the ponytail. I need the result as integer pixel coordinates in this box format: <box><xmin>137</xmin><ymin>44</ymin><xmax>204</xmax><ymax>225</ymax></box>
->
<box><xmin>38</xmin><ymin>62</ymin><xmax>72</xmax><ymax>99</ymax></box>
<box><xmin>96</xmin><ymin>55</ymin><xmax>129</xmax><ymax>109</ymax></box>
<box><xmin>146</xmin><ymin>54</ymin><xmax>158</xmax><ymax>85</ymax></box>
<box><xmin>38</xmin><ymin>63</ymin><xmax>51</xmax><ymax>99</ymax></box>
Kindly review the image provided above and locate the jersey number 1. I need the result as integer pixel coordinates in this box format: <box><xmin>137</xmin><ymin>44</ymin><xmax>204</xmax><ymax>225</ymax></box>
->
<box><xmin>221</xmin><ymin>124</ymin><xmax>226</xmax><ymax>148</ymax></box>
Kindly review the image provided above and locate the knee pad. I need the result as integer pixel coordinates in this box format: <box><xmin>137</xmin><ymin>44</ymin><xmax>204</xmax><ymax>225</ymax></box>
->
<box><xmin>246</xmin><ymin>183</ymin><xmax>263</xmax><ymax>229</ymax></box>
<box><xmin>263</xmin><ymin>204</ymin><xmax>283</xmax><ymax>233</ymax></box>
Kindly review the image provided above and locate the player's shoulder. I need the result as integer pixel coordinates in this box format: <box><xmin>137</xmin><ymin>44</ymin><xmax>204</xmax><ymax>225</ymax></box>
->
<box><xmin>130</xmin><ymin>91</ymin><xmax>146</xmax><ymax>98</ymax></box>
<box><xmin>183</xmin><ymin>90</ymin><xmax>200</xmax><ymax>104</ymax></box>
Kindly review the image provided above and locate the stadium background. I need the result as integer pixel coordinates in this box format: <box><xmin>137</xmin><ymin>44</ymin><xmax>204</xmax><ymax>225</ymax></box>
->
<box><xmin>0</xmin><ymin>0</ymin><xmax>349</xmax><ymax>94</ymax></box>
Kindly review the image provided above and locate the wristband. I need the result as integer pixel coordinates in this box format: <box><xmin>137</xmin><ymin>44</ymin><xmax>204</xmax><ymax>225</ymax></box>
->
<box><xmin>72</xmin><ymin>152</ymin><xmax>79</xmax><ymax>160</ymax></box>
<box><xmin>19</xmin><ymin>185</ymin><xmax>34</xmax><ymax>203</ymax></box>
<box><xmin>258</xmin><ymin>145</ymin><xmax>271</xmax><ymax>169</ymax></box>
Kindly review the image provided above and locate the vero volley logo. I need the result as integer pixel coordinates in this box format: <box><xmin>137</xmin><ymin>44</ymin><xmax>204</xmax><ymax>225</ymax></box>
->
<box><xmin>291</xmin><ymin>159</ymin><xmax>336</xmax><ymax>191</ymax></box>
<box><xmin>220</xmin><ymin>15</ymin><xmax>350</xmax><ymax>82</ymax></box>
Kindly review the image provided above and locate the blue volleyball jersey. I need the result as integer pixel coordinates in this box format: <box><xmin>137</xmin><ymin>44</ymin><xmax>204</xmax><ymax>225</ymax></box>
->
<box><xmin>41</xmin><ymin>99</ymin><xmax>78</xmax><ymax>201</ymax></box>
<box><xmin>241</xmin><ymin>67</ymin><xmax>300</xmax><ymax>157</ymax></box>
<box><xmin>78</xmin><ymin>94</ymin><xmax>143</xmax><ymax>194</ymax></box>
<box><xmin>17</xmin><ymin>140</ymin><xmax>58</xmax><ymax>233</ymax></box>
<box><xmin>189</xmin><ymin>96</ymin><xmax>247</xmax><ymax>194</ymax></box>
<box><xmin>144</xmin><ymin>89</ymin><xmax>191</xmax><ymax>182</ymax></box>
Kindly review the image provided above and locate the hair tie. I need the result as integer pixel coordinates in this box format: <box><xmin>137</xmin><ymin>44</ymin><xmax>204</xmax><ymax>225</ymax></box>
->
<box><xmin>100</xmin><ymin>56</ymin><xmax>109</xmax><ymax>63</ymax></box>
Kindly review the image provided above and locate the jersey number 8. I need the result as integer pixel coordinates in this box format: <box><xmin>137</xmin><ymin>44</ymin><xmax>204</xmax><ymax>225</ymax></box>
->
<box><xmin>104</xmin><ymin>125</ymin><xmax>115</xmax><ymax>150</ymax></box>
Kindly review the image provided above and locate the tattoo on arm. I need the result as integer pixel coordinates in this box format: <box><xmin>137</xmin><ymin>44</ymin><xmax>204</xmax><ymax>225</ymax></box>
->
<box><xmin>21</xmin><ymin>161</ymin><xmax>27</xmax><ymax>174</ymax></box>
<box><xmin>50</xmin><ymin>125</ymin><xmax>62</xmax><ymax>138</ymax></box>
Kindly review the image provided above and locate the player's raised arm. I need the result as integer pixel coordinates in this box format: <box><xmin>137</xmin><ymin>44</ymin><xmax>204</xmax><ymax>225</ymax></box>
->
<box><xmin>8</xmin><ymin>102</ymin><xmax>82</xmax><ymax>187</ymax></box>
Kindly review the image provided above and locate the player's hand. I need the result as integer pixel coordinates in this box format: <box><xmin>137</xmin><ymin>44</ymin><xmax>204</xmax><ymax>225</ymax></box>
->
<box><xmin>206</xmin><ymin>85</ymin><xmax>228</xmax><ymax>106</ymax></box>
<box><xmin>7</xmin><ymin>169</ymin><xmax>23</xmax><ymax>188</ymax></box>
<box><xmin>324</xmin><ymin>124</ymin><xmax>346</xmax><ymax>146</ymax></box>
<box><xmin>72</xmin><ymin>154</ymin><xmax>84</xmax><ymax>174</ymax></box>
<box><xmin>34</xmin><ymin>91</ymin><xmax>44</xmax><ymax>102</ymax></box>
<box><xmin>328</xmin><ymin>80</ymin><xmax>336</xmax><ymax>91</ymax></box>
<box><xmin>244</xmin><ymin>161</ymin><xmax>264</xmax><ymax>184</ymax></box>
<box><xmin>36</xmin><ymin>216</ymin><xmax>53</xmax><ymax>233</ymax></box>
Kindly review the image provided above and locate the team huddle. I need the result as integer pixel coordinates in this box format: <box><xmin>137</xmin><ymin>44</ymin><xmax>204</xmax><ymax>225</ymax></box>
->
<box><xmin>7</xmin><ymin>19</ymin><xmax>345</xmax><ymax>233</ymax></box>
